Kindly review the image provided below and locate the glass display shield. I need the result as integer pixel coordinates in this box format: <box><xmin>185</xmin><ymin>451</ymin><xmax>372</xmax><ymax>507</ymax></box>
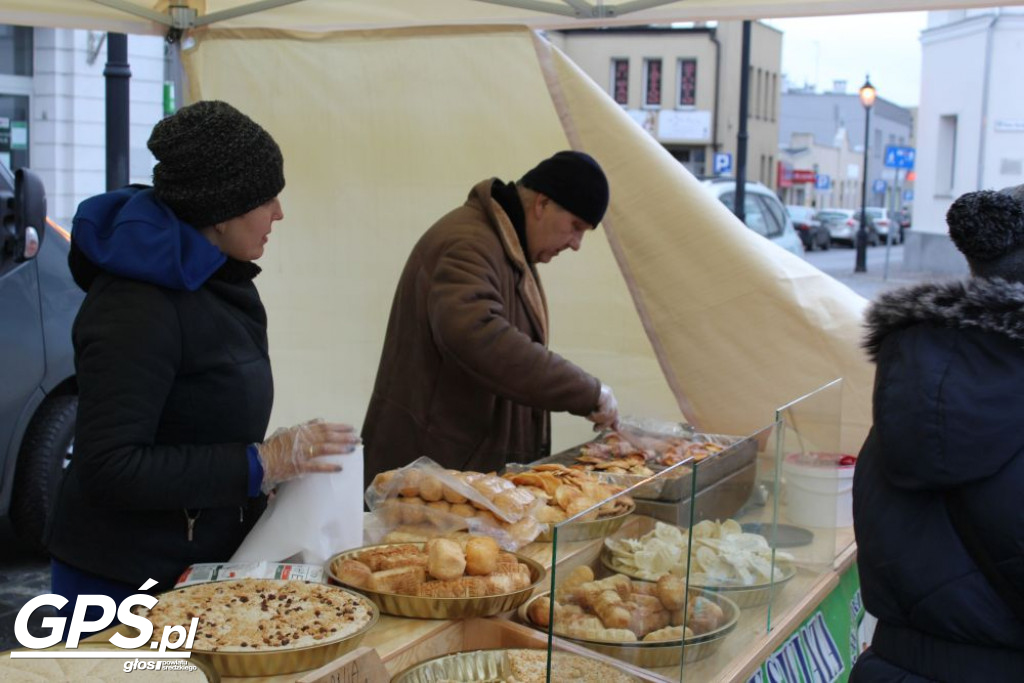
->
<box><xmin>538</xmin><ymin>420</ymin><xmax>784</xmax><ymax>682</ymax></box>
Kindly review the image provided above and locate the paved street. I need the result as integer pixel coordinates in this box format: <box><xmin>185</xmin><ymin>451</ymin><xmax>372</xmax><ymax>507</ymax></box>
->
<box><xmin>0</xmin><ymin>240</ymin><xmax>954</xmax><ymax>653</ymax></box>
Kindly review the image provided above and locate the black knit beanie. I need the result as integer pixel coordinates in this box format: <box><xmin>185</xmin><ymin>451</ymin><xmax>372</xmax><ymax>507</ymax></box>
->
<box><xmin>947</xmin><ymin>186</ymin><xmax>1024</xmax><ymax>263</ymax></box>
<box><xmin>520</xmin><ymin>150</ymin><xmax>610</xmax><ymax>227</ymax></box>
<box><xmin>148</xmin><ymin>100</ymin><xmax>285</xmax><ymax>228</ymax></box>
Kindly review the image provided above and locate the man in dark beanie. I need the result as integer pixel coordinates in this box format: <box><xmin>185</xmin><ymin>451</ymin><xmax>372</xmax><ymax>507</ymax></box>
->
<box><xmin>362</xmin><ymin>150</ymin><xmax>618</xmax><ymax>484</ymax></box>
<box><xmin>851</xmin><ymin>183</ymin><xmax>1024</xmax><ymax>682</ymax></box>
<box><xmin>47</xmin><ymin>100</ymin><xmax>359</xmax><ymax>634</ymax></box>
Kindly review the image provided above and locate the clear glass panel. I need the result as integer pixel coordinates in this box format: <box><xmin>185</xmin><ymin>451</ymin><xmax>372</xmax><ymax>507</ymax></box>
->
<box><xmin>773</xmin><ymin>378</ymin><xmax>852</xmax><ymax>570</ymax></box>
<box><xmin>538</xmin><ymin>421</ymin><xmax>782</xmax><ymax>682</ymax></box>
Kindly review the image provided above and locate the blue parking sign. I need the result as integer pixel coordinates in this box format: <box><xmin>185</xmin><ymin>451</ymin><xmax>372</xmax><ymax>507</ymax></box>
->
<box><xmin>713</xmin><ymin>152</ymin><xmax>732</xmax><ymax>175</ymax></box>
<box><xmin>815</xmin><ymin>174</ymin><xmax>832</xmax><ymax>190</ymax></box>
<box><xmin>873</xmin><ymin>179</ymin><xmax>887</xmax><ymax>194</ymax></box>
<box><xmin>884</xmin><ymin>146</ymin><xmax>916</xmax><ymax>169</ymax></box>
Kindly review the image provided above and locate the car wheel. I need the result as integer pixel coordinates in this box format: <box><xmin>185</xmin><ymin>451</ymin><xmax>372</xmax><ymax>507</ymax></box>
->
<box><xmin>10</xmin><ymin>394</ymin><xmax>77</xmax><ymax>556</ymax></box>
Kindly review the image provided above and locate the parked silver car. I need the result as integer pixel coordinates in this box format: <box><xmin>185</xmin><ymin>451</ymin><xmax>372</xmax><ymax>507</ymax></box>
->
<box><xmin>816</xmin><ymin>208</ymin><xmax>879</xmax><ymax>248</ymax></box>
<box><xmin>700</xmin><ymin>179</ymin><xmax>805</xmax><ymax>257</ymax></box>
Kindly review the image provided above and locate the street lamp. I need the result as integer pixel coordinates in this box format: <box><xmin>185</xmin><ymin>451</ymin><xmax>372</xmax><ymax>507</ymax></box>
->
<box><xmin>855</xmin><ymin>75</ymin><xmax>876</xmax><ymax>273</ymax></box>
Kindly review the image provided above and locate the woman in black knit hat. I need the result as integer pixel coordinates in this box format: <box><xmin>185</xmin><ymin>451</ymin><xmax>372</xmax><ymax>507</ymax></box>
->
<box><xmin>851</xmin><ymin>184</ymin><xmax>1024</xmax><ymax>681</ymax></box>
<box><xmin>45</xmin><ymin>101</ymin><xmax>359</xmax><ymax>630</ymax></box>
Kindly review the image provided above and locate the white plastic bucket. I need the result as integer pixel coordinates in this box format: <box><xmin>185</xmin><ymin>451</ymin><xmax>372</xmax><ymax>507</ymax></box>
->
<box><xmin>782</xmin><ymin>452</ymin><xmax>855</xmax><ymax>528</ymax></box>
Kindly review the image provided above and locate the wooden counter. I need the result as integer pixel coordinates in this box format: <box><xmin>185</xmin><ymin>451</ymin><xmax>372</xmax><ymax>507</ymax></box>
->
<box><xmin>68</xmin><ymin>518</ymin><xmax>854</xmax><ymax>683</ymax></box>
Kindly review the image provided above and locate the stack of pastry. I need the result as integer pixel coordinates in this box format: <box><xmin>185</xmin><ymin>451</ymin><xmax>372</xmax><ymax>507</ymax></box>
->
<box><xmin>526</xmin><ymin>567</ymin><xmax>726</xmax><ymax>642</ymax></box>
<box><xmin>370</xmin><ymin>468</ymin><xmax>542</xmax><ymax>547</ymax></box>
<box><xmin>503</xmin><ymin>464</ymin><xmax>633</xmax><ymax>524</ymax></box>
<box><xmin>333</xmin><ymin>537</ymin><xmax>534</xmax><ymax>598</ymax></box>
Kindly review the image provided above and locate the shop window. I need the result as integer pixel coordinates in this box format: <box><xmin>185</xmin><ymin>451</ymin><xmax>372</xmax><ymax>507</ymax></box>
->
<box><xmin>677</xmin><ymin>58</ymin><xmax>696</xmax><ymax>108</ymax></box>
<box><xmin>610</xmin><ymin>58</ymin><xmax>629</xmax><ymax>106</ymax></box>
<box><xmin>0</xmin><ymin>25</ymin><xmax>33</xmax><ymax>76</ymax></box>
<box><xmin>0</xmin><ymin>94</ymin><xmax>30</xmax><ymax>170</ymax></box>
<box><xmin>936</xmin><ymin>114</ymin><xmax>957</xmax><ymax>195</ymax></box>
<box><xmin>642</xmin><ymin>58</ymin><xmax>662</xmax><ymax>108</ymax></box>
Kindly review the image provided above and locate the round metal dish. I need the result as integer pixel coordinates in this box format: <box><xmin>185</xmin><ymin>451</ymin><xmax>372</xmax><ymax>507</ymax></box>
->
<box><xmin>2</xmin><ymin>642</ymin><xmax>219</xmax><ymax>682</ymax></box>
<box><xmin>599</xmin><ymin>546</ymin><xmax>797</xmax><ymax>608</ymax></box>
<box><xmin>537</xmin><ymin>501</ymin><xmax>636</xmax><ymax>543</ymax></box>
<box><xmin>518</xmin><ymin>590</ymin><xmax>740</xmax><ymax>668</ymax></box>
<box><xmin>391</xmin><ymin>648</ymin><xmax>643</xmax><ymax>683</ymax></box>
<box><xmin>326</xmin><ymin>543</ymin><xmax>545</xmax><ymax>619</ymax></box>
<box><xmin>142</xmin><ymin>581</ymin><xmax>378</xmax><ymax>678</ymax></box>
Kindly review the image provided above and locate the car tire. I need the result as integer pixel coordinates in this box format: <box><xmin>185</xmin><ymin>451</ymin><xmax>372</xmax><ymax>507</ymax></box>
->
<box><xmin>10</xmin><ymin>394</ymin><xmax>77</xmax><ymax>556</ymax></box>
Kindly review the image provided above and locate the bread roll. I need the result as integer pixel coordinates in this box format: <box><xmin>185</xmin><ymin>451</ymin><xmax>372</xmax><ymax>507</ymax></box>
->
<box><xmin>399</xmin><ymin>469</ymin><xmax>422</xmax><ymax>498</ymax></box>
<box><xmin>419</xmin><ymin>475</ymin><xmax>443</xmax><ymax>502</ymax></box>
<box><xmin>465</xmin><ymin>536</ymin><xmax>500</xmax><ymax>576</ymax></box>
<box><xmin>426</xmin><ymin>538</ymin><xmax>466</xmax><ymax>581</ymax></box>
<box><xmin>442</xmin><ymin>470</ymin><xmax>469</xmax><ymax>504</ymax></box>
<box><xmin>334</xmin><ymin>559</ymin><xmax>372</xmax><ymax>588</ymax></box>
<box><xmin>368</xmin><ymin>566</ymin><xmax>426</xmax><ymax>594</ymax></box>
<box><xmin>449</xmin><ymin>503</ymin><xmax>476</xmax><ymax>518</ymax></box>
<box><xmin>399</xmin><ymin>496</ymin><xmax>427</xmax><ymax>524</ymax></box>
<box><xmin>656</xmin><ymin>574</ymin><xmax>687</xmax><ymax>611</ymax></box>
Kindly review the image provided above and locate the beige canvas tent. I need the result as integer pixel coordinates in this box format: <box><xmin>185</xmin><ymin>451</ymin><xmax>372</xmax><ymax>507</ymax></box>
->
<box><xmin>4</xmin><ymin>0</ymin><xmax>986</xmax><ymax>453</ymax></box>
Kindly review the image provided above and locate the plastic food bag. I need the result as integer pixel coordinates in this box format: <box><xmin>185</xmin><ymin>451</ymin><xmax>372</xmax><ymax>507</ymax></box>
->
<box><xmin>363</xmin><ymin>456</ymin><xmax>543</xmax><ymax>550</ymax></box>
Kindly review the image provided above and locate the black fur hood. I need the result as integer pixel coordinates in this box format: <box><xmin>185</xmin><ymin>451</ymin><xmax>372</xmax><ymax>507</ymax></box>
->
<box><xmin>863</xmin><ymin>277</ymin><xmax>1024</xmax><ymax>362</ymax></box>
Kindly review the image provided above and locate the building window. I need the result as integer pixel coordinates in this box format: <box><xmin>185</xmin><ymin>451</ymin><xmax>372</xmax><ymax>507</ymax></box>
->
<box><xmin>771</xmin><ymin>73</ymin><xmax>777</xmax><ymax>121</ymax></box>
<box><xmin>874</xmin><ymin>129</ymin><xmax>883</xmax><ymax>158</ymax></box>
<box><xmin>0</xmin><ymin>25</ymin><xmax>33</xmax><ymax>76</ymax></box>
<box><xmin>610</xmin><ymin>58</ymin><xmax>629</xmax><ymax>106</ymax></box>
<box><xmin>677</xmin><ymin>58</ymin><xmax>696</xmax><ymax>107</ymax></box>
<box><xmin>643</xmin><ymin>58</ymin><xmax>662</xmax><ymax>108</ymax></box>
<box><xmin>936</xmin><ymin>114</ymin><xmax>957</xmax><ymax>195</ymax></box>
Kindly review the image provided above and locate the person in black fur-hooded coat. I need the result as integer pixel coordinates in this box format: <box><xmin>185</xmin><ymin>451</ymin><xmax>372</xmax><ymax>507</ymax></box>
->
<box><xmin>850</xmin><ymin>184</ymin><xmax>1024</xmax><ymax>682</ymax></box>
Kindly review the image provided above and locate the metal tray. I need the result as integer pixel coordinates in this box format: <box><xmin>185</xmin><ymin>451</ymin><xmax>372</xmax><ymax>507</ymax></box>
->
<box><xmin>326</xmin><ymin>543</ymin><xmax>544</xmax><ymax>619</ymax></box>
<box><xmin>515</xmin><ymin>433</ymin><xmax>757</xmax><ymax>503</ymax></box>
<box><xmin>537</xmin><ymin>500</ymin><xmax>636</xmax><ymax>543</ymax></box>
<box><xmin>518</xmin><ymin>590</ymin><xmax>739</xmax><ymax>669</ymax></box>
<box><xmin>137</xmin><ymin>580</ymin><xmax>378</xmax><ymax>678</ymax></box>
<box><xmin>599</xmin><ymin>546</ymin><xmax>798</xmax><ymax>609</ymax></box>
<box><xmin>391</xmin><ymin>648</ymin><xmax>644</xmax><ymax>683</ymax></box>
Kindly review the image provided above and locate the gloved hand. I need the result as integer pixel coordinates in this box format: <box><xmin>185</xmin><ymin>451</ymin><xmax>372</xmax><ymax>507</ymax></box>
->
<box><xmin>256</xmin><ymin>419</ymin><xmax>360</xmax><ymax>494</ymax></box>
<box><xmin>587</xmin><ymin>383</ymin><xmax>619</xmax><ymax>431</ymax></box>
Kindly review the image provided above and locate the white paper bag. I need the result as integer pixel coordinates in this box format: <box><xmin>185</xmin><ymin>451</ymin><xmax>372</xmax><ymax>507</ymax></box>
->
<box><xmin>230</xmin><ymin>446</ymin><xmax>364</xmax><ymax>565</ymax></box>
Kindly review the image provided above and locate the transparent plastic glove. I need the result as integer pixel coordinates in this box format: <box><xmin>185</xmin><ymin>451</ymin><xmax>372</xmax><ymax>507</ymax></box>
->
<box><xmin>256</xmin><ymin>419</ymin><xmax>360</xmax><ymax>494</ymax></box>
<box><xmin>587</xmin><ymin>383</ymin><xmax>619</xmax><ymax>431</ymax></box>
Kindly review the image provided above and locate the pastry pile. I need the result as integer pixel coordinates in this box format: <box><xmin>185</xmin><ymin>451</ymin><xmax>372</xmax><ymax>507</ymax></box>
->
<box><xmin>527</xmin><ymin>567</ymin><xmax>727</xmax><ymax>643</ymax></box>
<box><xmin>604</xmin><ymin>519</ymin><xmax>794</xmax><ymax>586</ymax></box>
<box><xmin>334</xmin><ymin>537</ymin><xmax>534</xmax><ymax>598</ymax></box>
<box><xmin>370</xmin><ymin>467</ymin><xmax>543</xmax><ymax>548</ymax></box>
<box><xmin>578</xmin><ymin>431</ymin><xmax>727</xmax><ymax>468</ymax></box>
<box><xmin>503</xmin><ymin>464</ymin><xmax>633</xmax><ymax>524</ymax></box>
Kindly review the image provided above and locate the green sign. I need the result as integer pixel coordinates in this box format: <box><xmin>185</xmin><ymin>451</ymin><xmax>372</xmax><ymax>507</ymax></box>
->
<box><xmin>10</xmin><ymin>121</ymin><xmax>27</xmax><ymax>150</ymax></box>
<box><xmin>747</xmin><ymin>565</ymin><xmax>867</xmax><ymax>683</ymax></box>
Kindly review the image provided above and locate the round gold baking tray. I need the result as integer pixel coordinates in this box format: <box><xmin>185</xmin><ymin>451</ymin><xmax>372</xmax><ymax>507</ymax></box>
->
<box><xmin>599</xmin><ymin>545</ymin><xmax>797</xmax><ymax>608</ymax></box>
<box><xmin>537</xmin><ymin>500</ymin><xmax>636</xmax><ymax>543</ymax></box>
<box><xmin>139</xmin><ymin>580</ymin><xmax>379</xmax><ymax>678</ymax></box>
<box><xmin>1</xmin><ymin>642</ymin><xmax>219</xmax><ymax>682</ymax></box>
<box><xmin>518</xmin><ymin>589</ymin><xmax>739</xmax><ymax>668</ymax></box>
<box><xmin>391</xmin><ymin>647</ymin><xmax>644</xmax><ymax>683</ymax></box>
<box><xmin>327</xmin><ymin>543</ymin><xmax>545</xmax><ymax>619</ymax></box>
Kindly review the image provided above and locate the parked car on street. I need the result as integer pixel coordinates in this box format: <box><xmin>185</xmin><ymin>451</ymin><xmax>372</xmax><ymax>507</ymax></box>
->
<box><xmin>816</xmin><ymin>208</ymin><xmax>878</xmax><ymax>248</ymax></box>
<box><xmin>786</xmin><ymin>204</ymin><xmax>830</xmax><ymax>251</ymax></box>
<box><xmin>0</xmin><ymin>161</ymin><xmax>82</xmax><ymax>554</ymax></box>
<box><xmin>864</xmin><ymin>207</ymin><xmax>901</xmax><ymax>245</ymax></box>
<box><xmin>700</xmin><ymin>178</ymin><xmax>804</xmax><ymax>257</ymax></box>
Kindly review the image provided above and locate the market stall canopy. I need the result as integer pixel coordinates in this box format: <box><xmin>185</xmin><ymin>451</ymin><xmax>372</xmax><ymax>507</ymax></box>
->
<box><xmin>172</xmin><ymin>24</ymin><xmax>872</xmax><ymax>453</ymax></box>
<box><xmin>0</xmin><ymin>0</ymin><xmax>914</xmax><ymax>453</ymax></box>
<box><xmin>0</xmin><ymin>0</ymin><xmax>1011</xmax><ymax>35</ymax></box>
